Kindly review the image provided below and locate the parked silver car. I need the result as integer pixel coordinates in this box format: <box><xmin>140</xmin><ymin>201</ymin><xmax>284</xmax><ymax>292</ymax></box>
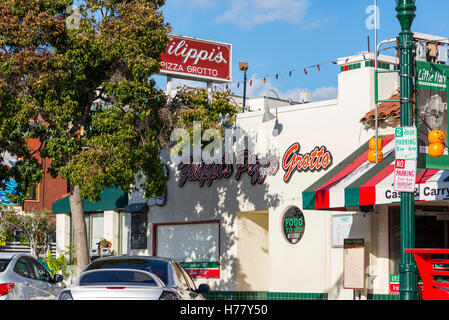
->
<box><xmin>0</xmin><ymin>252</ymin><xmax>63</xmax><ymax>300</ymax></box>
<box><xmin>58</xmin><ymin>256</ymin><xmax>210</xmax><ymax>300</ymax></box>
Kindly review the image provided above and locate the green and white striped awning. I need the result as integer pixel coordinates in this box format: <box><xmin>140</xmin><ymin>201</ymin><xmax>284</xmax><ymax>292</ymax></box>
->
<box><xmin>302</xmin><ymin>134</ymin><xmax>449</xmax><ymax>210</ymax></box>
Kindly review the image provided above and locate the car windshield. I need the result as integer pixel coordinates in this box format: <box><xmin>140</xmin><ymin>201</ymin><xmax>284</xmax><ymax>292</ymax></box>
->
<box><xmin>85</xmin><ymin>258</ymin><xmax>169</xmax><ymax>285</ymax></box>
<box><xmin>0</xmin><ymin>259</ymin><xmax>10</xmax><ymax>272</ymax></box>
<box><xmin>80</xmin><ymin>270</ymin><xmax>158</xmax><ymax>286</ymax></box>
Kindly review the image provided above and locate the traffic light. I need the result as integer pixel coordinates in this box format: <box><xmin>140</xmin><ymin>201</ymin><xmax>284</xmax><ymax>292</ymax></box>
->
<box><xmin>428</xmin><ymin>130</ymin><xmax>444</xmax><ymax>157</ymax></box>
<box><xmin>368</xmin><ymin>137</ymin><xmax>383</xmax><ymax>163</ymax></box>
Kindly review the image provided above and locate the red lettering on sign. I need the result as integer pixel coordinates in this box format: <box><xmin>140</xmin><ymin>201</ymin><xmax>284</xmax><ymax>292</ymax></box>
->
<box><xmin>282</xmin><ymin>143</ymin><xmax>333</xmax><ymax>182</ymax></box>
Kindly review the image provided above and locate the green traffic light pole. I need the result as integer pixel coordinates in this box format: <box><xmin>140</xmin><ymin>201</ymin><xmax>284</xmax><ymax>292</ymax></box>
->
<box><xmin>396</xmin><ymin>0</ymin><xmax>419</xmax><ymax>300</ymax></box>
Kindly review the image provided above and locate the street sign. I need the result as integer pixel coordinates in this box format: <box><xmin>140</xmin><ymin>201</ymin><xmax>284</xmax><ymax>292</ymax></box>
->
<box><xmin>394</xmin><ymin>126</ymin><xmax>418</xmax><ymax>160</ymax></box>
<box><xmin>394</xmin><ymin>159</ymin><xmax>417</xmax><ymax>192</ymax></box>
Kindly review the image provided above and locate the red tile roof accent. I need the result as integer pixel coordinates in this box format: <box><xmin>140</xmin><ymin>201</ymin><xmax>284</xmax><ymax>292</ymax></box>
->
<box><xmin>360</xmin><ymin>92</ymin><xmax>415</xmax><ymax>126</ymax></box>
<box><xmin>360</xmin><ymin>93</ymin><xmax>400</xmax><ymax>124</ymax></box>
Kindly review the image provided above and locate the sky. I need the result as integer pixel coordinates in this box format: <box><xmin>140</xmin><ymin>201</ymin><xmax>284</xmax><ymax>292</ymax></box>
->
<box><xmin>152</xmin><ymin>0</ymin><xmax>449</xmax><ymax>102</ymax></box>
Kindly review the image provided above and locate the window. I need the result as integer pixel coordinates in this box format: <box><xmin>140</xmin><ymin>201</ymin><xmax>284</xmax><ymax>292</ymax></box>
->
<box><xmin>80</xmin><ymin>270</ymin><xmax>157</xmax><ymax>286</ymax></box>
<box><xmin>389</xmin><ymin>206</ymin><xmax>449</xmax><ymax>276</ymax></box>
<box><xmin>26</xmin><ymin>184</ymin><xmax>38</xmax><ymax>201</ymax></box>
<box><xmin>90</xmin><ymin>213</ymin><xmax>104</xmax><ymax>252</ymax></box>
<box><xmin>119</xmin><ymin>212</ymin><xmax>130</xmax><ymax>255</ymax></box>
<box><xmin>28</xmin><ymin>258</ymin><xmax>52</xmax><ymax>283</ymax></box>
<box><xmin>178</xmin><ymin>263</ymin><xmax>197</xmax><ymax>291</ymax></box>
<box><xmin>0</xmin><ymin>259</ymin><xmax>10</xmax><ymax>272</ymax></box>
<box><xmin>173</xmin><ymin>263</ymin><xmax>189</xmax><ymax>290</ymax></box>
<box><xmin>131</xmin><ymin>212</ymin><xmax>147</xmax><ymax>249</ymax></box>
<box><xmin>14</xmin><ymin>258</ymin><xmax>34</xmax><ymax>279</ymax></box>
<box><xmin>155</xmin><ymin>221</ymin><xmax>220</xmax><ymax>279</ymax></box>
<box><xmin>71</xmin><ymin>212</ymin><xmax>104</xmax><ymax>253</ymax></box>
<box><xmin>85</xmin><ymin>258</ymin><xmax>169</xmax><ymax>285</ymax></box>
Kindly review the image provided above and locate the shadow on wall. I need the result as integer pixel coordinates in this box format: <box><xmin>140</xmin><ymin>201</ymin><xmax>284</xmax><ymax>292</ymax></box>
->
<box><xmin>150</xmin><ymin>146</ymin><xmax>282</xmax><ymax>291</ymax></box>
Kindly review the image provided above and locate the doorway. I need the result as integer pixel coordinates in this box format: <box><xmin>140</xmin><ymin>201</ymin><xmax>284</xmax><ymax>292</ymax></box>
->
<box><xmin>236</xmin><ymin>210</ymin><xmax>269</xmax><ymax>291</ymax></box>
<box><xmin>389</xmin><ymin>206</ymin><xmax>449</xmax><ymax>276</ymax></box>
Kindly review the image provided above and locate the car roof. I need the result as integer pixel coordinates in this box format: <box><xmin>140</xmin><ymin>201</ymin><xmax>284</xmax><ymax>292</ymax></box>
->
<box><xmin>90</xmin><ymin>256</ymin><xmax>174</xmax><ymax>263</ymax></box>
<box><xmin>0</xmin><ymin>252</ymin><xmax>31</xmax><ymax>259</ymax></box>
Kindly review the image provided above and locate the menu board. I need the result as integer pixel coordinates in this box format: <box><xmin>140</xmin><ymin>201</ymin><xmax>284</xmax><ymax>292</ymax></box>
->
<box><xmin>343</xmin><ymin>238</ymin><xmax>365</xmax><ymax>289</ymax></box>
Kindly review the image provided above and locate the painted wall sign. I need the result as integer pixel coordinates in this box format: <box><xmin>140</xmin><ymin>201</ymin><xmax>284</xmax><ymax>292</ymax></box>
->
<box><xmin>160</xmin><ymin>34</ymin><xmax>232</xmax><ymax>83</ymax></box>
<box><xmin>180</xmin><ymin>261</ymin><xmax>220</xmax><ymax>279</ymax></box>
<box><xmin>282</xmin><ymin>207</ymin><xmax>305</xmax><ymax>244</ymax></box>
<box><xmin>281</xmin><ymin>143</ymin><xmax>333</xmax><ymax>182</ymax></box>
<box><xmin>177</xmin><ymin>151</ymin><xmax>279</xmax><ymax>187</ymax></box>
<box><xmin>0</xmin><ymin>178</ymin><xmax>22</xmax><ymax>207</ymax></box>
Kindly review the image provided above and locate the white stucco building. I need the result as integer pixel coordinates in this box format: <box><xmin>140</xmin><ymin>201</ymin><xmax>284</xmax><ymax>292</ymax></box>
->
<box><xmin>54</xmin><ymin>43</ymin><xmax>449</xmax><ymax>300</ymax></box>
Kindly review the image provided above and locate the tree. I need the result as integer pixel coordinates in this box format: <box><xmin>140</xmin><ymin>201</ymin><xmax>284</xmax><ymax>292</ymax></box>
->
<box><xmin>0</xmin><ymin>0</ymin><xmax>237</xmax><ymax>274</ymax></box>
<box><xmin>0</xmin><ymin>0</ymin><xmax>171</xmax><ymax>274</ymax></box>
<box><xmin>0</xmin><ymin>208</ymin><xmax>55</xmax><ymax>259</ymax></box>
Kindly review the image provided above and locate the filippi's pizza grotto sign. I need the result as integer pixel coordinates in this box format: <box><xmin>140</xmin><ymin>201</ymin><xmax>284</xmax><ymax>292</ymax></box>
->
<box><xmin>177</xmin><ymin>151</ymin><xmax>279</xmax><ymax>187</ymax></box>
<box><xmin>160</xmin><ymin>35</ymin><xmax>232</xmax><ymax>83</ymax></box>
<box><xmin>176</xmin><ymin>142</ymin><xmax>333</xmax><ymax>187</ymax></box>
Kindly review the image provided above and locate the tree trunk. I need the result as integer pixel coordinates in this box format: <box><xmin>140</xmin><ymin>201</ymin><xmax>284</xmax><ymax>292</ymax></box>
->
<box><xmin>69</xmin><ymin>185</ymin><xmax>89</xmax><ymax>275</ymax></box>
<box><xmin>30</xmin><ymin>239</ymin><xmax>38</xmax><ymax>259</ymax></box>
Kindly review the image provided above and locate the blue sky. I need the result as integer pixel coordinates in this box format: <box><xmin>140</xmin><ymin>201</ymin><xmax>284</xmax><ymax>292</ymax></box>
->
<box><xmin>152</xmin><ymin>0</ymin><xmax>449</xmax><ymax>102</ymax></box>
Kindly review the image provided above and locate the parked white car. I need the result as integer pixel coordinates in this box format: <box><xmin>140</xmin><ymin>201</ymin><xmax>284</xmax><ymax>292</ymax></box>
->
<box><xmin>58</xmin><ymin>256</ymin><xmax>210</xmax><ymax>300</ymax></box>
<box><xmin>0</xmin><ymin>252</ymin><xmax>63</xmax><ymax>300</ymax></box>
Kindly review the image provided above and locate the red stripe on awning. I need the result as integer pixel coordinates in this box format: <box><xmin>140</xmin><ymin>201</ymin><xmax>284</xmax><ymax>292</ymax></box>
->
<box><xmin>314</xmin><ymin>135</ymin><xmax>394</xmax><ymax>209</ymax></box>
<box><xmin>358</xmin><ymin>163</ymin><xmax>394</xmax><ymax>205</ymax></box>
<box><xmin>416</xmin><ymin>169</ymin><xmax>440</xmax><ymax>184</ymax></box>
<box><xmin>315</xmin><ymin>190</ymin><xmax>330</xmax><ymax>209</ymax></box>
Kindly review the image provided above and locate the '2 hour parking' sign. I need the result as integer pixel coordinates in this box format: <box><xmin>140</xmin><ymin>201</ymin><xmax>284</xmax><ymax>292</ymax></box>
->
<box><xmin>394</xmin><ymin>127</ymin><xmax>418</xmax><ymax>160</ymax></box>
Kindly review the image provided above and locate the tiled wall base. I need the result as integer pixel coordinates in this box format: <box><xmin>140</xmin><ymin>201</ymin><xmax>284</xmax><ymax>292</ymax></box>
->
<box><xmin>203</xmin><ymin>291</ymin><xmax>328</xmax><ymax>300</ymax></box>
<box><xmin>367</xmin><ymin>294</ymin><xmax>400</xmax><ymax>300</ymax></box>
<box><xmin>205</xmin><ymin>292</ymin><xmax>407</xmax><ymax>300</ymax></box>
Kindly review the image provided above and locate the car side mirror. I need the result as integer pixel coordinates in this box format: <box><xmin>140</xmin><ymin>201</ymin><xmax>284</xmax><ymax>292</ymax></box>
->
<box><xmin>197</xmin><ymin>283</ymin><xmax>210</xmax><ymax>294</ymax></box>
<box><xmin>54</xmin><ymin>274</ymin><xmax>64</xmax><ymax>283</ymax></box>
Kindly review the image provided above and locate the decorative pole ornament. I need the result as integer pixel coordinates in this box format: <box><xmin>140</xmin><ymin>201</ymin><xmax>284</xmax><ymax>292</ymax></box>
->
<box><xmin>368</xmin><ymin>137</ymin><xmax>383</xmax><ymax>163</ymax></box>
<box><xmin>395</xmin><ymin>0</ymin><xmax>418</xmax><ymax>301</ymax></box>
<box><xmin>428</xmin><ymin>130</ymin><xmax>445</xmax><ymax>157</ymax></box>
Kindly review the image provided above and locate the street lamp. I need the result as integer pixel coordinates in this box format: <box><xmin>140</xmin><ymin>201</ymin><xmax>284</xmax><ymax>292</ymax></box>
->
<box><xmin>395</xmin><ymin>0</ymin><xmax>418</xmax><ymax>300</ymax></box>
<box><xmin>263</xmin><ymin>89</ymin><xmax>279</xmax><ymax>123</ymax></box>
<box><xmin>263</xmin><ymin>89</ymin><xmax>283</xmax><ymax>136</ymax></box>
<box><xmin>239</xmin><ymin>62</ymin><xmax>249</xmax><ymax>112</ymax></box>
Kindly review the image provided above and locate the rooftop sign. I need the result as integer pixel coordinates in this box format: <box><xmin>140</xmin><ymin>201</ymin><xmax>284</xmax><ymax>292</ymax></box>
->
<box><xmin>160</xmin><ymin>34</ymin><xmax>232</xmax><ymax>83</ymax></box>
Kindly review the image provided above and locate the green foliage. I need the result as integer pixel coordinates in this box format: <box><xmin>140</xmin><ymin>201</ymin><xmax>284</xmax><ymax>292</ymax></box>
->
<box><xmin>0</xmin><ymin>0</ymin><xmax>172</xmax><ymax>202</ymax></box>
<box><xmin>0</xmin><ymin>208</ymin><xmax>55</xmax><ymax>258</ymax></box>
<box><xmin>44</xmin><ymin>244</ymin><xmax>76</xmax><ymax>279</ymax></box>
<box><xmin>162</xmin><ymin>88</ymin><xmax>238</xmax><ymax>154</ymax></box>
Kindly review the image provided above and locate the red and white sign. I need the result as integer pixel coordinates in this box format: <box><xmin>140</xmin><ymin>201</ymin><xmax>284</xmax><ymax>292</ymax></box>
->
<box><xmin>393</xmin><ymin>159</ymin><xmax>417</xmax><ymax>193</ymax></box>
<box><xmin>160</xmin><ymin>35</ymin><xmax>232</xmax><ymax>83</ymax></box>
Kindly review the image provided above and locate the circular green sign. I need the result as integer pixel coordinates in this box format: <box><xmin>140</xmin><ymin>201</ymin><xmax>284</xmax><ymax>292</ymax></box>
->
<box><xmin>282</xmin><ymin>207</ymin><xmax>305</xmax><ymax>244</ymax></box>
